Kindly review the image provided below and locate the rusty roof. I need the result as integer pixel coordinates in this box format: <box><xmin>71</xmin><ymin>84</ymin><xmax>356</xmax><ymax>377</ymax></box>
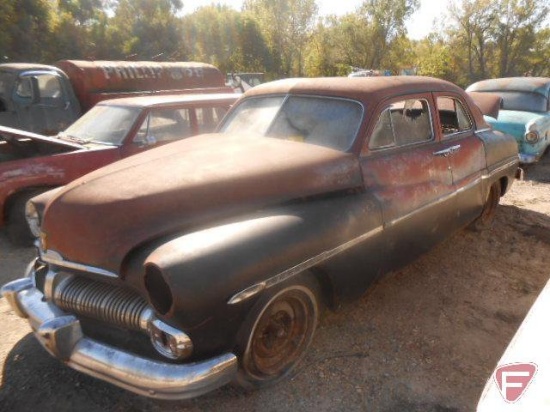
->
<box><xmin>245</xmin><ymin>76</ymin><xmax>467</xmax><ymax>102</ymax></box>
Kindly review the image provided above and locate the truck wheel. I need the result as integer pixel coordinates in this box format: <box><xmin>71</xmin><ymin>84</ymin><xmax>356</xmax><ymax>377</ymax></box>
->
<box><xmin>235</xmin><ymin>275</ymin><xmax>321</xmax><ymax>389</ymax></box>
<box><xmin>469</xmin><ymin>181</ymin><xmax>501</xmax><ymax>231</ymax></box>
<box><xmin>6</xmin><ymin>191</ymin><xmax>41</xmax><ymax>247</ymax></box>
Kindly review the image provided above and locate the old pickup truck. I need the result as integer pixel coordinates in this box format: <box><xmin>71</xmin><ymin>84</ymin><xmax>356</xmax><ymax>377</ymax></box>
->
<box><xmin>0</xmin><ymin>92</ymin><xmax>238</xmax><ymax>244</ymax></box>
<box><xmin>2</xmin><ymin>76</ymin><xmax>518</xmax><ymax>399</ymax></box>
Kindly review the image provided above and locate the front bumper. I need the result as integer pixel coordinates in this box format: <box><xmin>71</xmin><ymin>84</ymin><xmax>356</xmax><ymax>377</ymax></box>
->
<box><xmin>518</xmin><ymin>152</ymin><xmax>539</xmax><ymax>164</ymax></box>
<box><xmin>1</xmin><ymin>277</ymin><xmax>238</xmax><ymax>399</ymax></box>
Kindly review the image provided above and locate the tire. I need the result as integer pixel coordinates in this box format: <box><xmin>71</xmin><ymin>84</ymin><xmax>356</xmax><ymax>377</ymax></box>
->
<box><xmin>469</xmin><ymin>181</ymin><xmax>501</xmax><ymax>231</ymax></box>
<box><xmin>6</xmin><ymin>190</ymin><xmax>43</xmax><ymax>247</ymax></box>
<box><xmin>235</xmin><ymin>274</ymin><xmax>321</xmax><ymax>389</ymax></box>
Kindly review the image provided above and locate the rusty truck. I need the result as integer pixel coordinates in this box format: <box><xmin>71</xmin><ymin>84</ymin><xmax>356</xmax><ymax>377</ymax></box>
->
<box><xmin>0</xmin><ymin>60</ymin><xmax>232</xmax><ymax>135</ymax></box>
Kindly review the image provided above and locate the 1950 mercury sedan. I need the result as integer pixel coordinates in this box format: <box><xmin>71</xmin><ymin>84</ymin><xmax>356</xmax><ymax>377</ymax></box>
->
<box><xmin>2</xmin><ymin>77</ymin><xmax>518</xmax><ymax>399</ymax></box>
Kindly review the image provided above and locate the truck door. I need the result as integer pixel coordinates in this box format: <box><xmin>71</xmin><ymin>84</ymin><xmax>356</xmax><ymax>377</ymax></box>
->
<box><xmin>13</xmin><ymin>72</ymin><xmax>77</xmax><ymax>135</ymax></box>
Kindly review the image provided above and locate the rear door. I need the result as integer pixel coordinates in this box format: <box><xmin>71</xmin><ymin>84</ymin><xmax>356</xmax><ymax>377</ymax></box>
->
<box><xmin>433</xmin><ymin>94</ymin><xmax>485</xmax><ymax>228</ymax></box>
<box><xmin>360</xmin><ymin>94</ymin><xmax>456</xmax><ymax>268</ymax></box>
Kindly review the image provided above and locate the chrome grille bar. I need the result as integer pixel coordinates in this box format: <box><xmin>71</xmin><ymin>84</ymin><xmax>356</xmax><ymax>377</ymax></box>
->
<box><xmin>53</xmin><ymin>276</ymin><xmax>150</xmax><ymax>332</ymax></box>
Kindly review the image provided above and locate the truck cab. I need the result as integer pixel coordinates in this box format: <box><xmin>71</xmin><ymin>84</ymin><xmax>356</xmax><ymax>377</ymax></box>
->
<box><xmin>0</xmin><ymin>64</ymin><xmax>80</xmax><ymax>135</ymax></box>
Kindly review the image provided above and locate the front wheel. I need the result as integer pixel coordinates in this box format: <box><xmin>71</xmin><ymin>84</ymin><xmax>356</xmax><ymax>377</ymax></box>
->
<box><xmin>235</xmin><ymin>275</ymin><xmax>321</xmax><ymax>389</ymax></box>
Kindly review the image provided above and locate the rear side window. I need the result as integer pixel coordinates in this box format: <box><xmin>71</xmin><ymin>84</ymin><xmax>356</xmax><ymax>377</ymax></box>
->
<box><xmin>437</xmin><ymin>97</ymin><xmax>472</xmax><ymax>137</ymax></box>
<box><xmin>369</xmin><ymin>98</ymin><xmax>433</xmax><ymax>149</ymax></box>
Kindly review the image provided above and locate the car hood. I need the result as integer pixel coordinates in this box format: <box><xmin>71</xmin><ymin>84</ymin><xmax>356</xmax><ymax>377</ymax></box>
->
<box><xmin>0</xmin><ymin>125</ymin><xmax>84</xmax><ymax>150</ymax></box>
<box><xmin>487</xmin><ymin>110</ymin><xmax>546</xmax><ymax>138</ymax></box>
<box><xmin>40</xmin><ymin>134</ymin><xmax>363</xmax><ymax>273</ymax></box>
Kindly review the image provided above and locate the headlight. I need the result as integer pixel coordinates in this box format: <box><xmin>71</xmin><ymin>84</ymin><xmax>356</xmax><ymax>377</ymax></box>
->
<box><xmin>25</xmin><ymin>201</ymin><xmax>41</xmax><ymax>238</ymax></box>
<box><xmin>525</xmin><ymin>131</ymin><xmax>540</xmax><ymax>144</ymax></box>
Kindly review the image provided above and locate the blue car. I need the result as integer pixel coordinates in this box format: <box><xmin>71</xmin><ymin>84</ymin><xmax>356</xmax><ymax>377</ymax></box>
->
<box><xmin>467</xmin><ymin>77</ymin><xmax>550</xmax><ymax>164</ymax></box>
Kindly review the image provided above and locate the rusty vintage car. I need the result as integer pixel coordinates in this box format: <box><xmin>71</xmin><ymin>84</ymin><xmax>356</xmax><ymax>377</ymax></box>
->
<box><xmin>467</xmin><ymin>77</ymin><xmax>550</xmax><ymax>164</ymax></box>
<box><xmin>0</xmin><ymin>92</ymin><xmax>238</xmax><ymax>245</ymax></box>
<box><xmin>2</xmin><ymin>77</ymin><xmax>518</xmax><ymax>399</ymax></box>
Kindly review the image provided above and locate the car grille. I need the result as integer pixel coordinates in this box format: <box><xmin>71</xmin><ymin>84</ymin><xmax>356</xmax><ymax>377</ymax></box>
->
<box><xmin>52</xmin><ymin>275</ymin><xmax>150</xmax><ymax>332</ymax></box>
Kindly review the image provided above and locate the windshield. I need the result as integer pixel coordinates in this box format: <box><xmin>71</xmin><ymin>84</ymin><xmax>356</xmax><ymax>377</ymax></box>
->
<box><xmin>491</xmin><ymin>91</ymin><xmax>548</xmax><ymax>113</ymax></box>
<box><xmin>219</xmin><ymin>95</ymin><xmax>363</xmax><ymax>151</ymax></box>
<box><xmin>59</xmin><ymin>104</ymin><xmax>141</xmax><ymax>145</ymax></box>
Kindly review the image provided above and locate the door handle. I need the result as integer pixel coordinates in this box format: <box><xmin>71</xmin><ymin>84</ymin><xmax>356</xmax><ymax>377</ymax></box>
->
<box><xmin>433</xmin><ymin>144</ymin><xmax>461</xmax><ymax>157</ymax></box>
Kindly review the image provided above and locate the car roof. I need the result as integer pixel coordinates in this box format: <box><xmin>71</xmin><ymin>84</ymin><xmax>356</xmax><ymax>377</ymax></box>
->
<box><xmin>0</xmin><ymin>63</ymin><xmax>66</xmax><ymax>76</ymax></box>
<box><xmin>467</xmin><ymin>77</ymin><xmax>550</xmax><ymax>97</ymax></box>
<box><xmin>241</xmin><ymin>76</ymin><xmax>488</xmax><ymax>132</ymax></box>
<box><xmin>96</xmin><ymin>92</ymin><xmax>240</xmax><ymax>108</ymax></box>
<box><xmin>244</xmin><ymin>76</ymin><xmax>468</xmax><ymax>103</ymax></box>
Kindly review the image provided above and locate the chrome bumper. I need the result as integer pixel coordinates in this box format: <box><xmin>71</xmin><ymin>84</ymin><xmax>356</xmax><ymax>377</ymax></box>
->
<box><xmin>1</xmin><ymin>277</ymin><xmax>238</xmax><ymax>399</ymax></box>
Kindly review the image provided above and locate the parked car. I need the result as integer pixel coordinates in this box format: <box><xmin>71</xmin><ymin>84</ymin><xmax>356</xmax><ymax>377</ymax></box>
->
<box><xmin>0</xmin><ymin>92</ymin><xmax>238</xmax><ymax>245</ymax></box>
<box><xmin>2</xmin><ymin>76</ymin><xmax>518</xmax><ymax>399</ymax></box>
<box><xmin>466</xmin><ymin>77</ymin><xmax>550</xmax><ymax>164</ymax></box>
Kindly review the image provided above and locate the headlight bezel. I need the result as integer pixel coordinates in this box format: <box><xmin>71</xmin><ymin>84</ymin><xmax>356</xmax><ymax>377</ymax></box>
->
<box><xmin>25</xmin><ymin>200</ymin><xmax>41</xmax><ymax>238</ymax></box>
<box><xmin>524</xmin><ymin>130</ymin><xmax>540</xmax><ymax>144</ymax></box>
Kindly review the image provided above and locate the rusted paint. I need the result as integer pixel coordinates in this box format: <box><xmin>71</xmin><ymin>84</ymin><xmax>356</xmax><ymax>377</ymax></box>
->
<box><xmin>40</xmin><ymin>134</ymin><xmax>363</xmax><ymax>272</ymax></box>
<box><xmin>56</xmin><ymin>60</ymin><xmax>230</xmax><ymax>112</ymax></box>
<box><xmin>467</xmin><ymin>91</ymin><xmax>503</xmax><ymax>119</ymax></box>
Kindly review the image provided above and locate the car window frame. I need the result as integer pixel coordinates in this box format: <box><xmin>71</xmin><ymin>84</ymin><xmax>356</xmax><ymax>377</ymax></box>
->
<box><xmin>365</xmin><ymin>93</ymin><xmax>436</xmax><ymax>154</ymax></box>
<box><xmin>435</xmin><ymin>95</ymin><xmax>475</xmax><ymax>140</ymax></box>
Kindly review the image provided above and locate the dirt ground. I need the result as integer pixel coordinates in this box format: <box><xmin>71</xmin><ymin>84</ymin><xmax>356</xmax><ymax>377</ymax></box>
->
<box><xmin>0</xmin><ymin>156</ymin><xmax>549</xmax><ymax>412</ymax></box>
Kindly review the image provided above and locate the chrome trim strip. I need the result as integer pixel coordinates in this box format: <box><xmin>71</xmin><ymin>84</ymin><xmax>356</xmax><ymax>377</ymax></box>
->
<box><xmin>228</xmin><ymin>226</ymin><xmax>384</xmax><ymax>304</ymax></box>
<box><xmin>482</xmin><ymin>158</ymin><xmax>519</xmax><ymax>180</ymax></box>
<box><xmin>2</xmin><ymin>279</ymin><xmax>238</xmax><ymax>400</ymax></box>
<box><xmin>230</xmin><ymin>155</ymin><xmax>519</xmax><ymax>304</ymax></box>
<box><xmin>476</xmin><ymin>128</ymin><xmax>491</xmax><ymax>133</ymax></box>
<box><xmin>40</xmin><ymin>249</ymin><xmax>118</xmax><ymax>278</ymax></box>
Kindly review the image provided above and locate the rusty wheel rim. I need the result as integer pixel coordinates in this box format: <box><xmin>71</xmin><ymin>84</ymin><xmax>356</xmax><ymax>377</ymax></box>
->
<box><xmin>247</xmin><ymin>288</ymin><xmax>316</xmax><ymax>378</ymax></box>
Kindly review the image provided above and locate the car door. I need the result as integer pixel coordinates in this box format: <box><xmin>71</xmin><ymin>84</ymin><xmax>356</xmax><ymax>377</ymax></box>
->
<box><xmin>360</xmin><ymin>94</ymin><xmax>456</xmax><ymax>269</ymax></box>
<box><xmin>433</xmin><ymin>93</ymin><xmax>485</xmax><ymax>228</ymax></box>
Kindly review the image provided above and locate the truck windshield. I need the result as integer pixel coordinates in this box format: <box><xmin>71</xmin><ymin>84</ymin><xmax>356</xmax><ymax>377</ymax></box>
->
<box><xmin>218</xmin><ymin>95</ymin><xmax>363</xmax><ymax>152</ymax></box>
<box><xmin>59</xmin><ymin>104</ymin><xmax>141</xmax><ymax>145</ymax></box>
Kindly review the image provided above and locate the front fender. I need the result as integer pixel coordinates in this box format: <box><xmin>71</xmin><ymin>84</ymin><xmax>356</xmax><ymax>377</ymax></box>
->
<box><xmin>124</xmin><ymin>192</ymin><xmax>383</xmax><ymax>353</ymax></box>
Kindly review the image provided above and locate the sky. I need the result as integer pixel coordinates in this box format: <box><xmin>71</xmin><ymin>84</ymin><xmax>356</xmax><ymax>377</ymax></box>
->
<box><xmin>181</xmin><ymin>0</ymin><xmax>452</xmax><ymax>40</ymax></box>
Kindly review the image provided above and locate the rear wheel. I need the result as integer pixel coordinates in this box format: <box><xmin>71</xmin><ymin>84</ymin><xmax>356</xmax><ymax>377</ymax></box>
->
<box><xmin>469</xmin><ymin>181</ymin><xmax>501</xmax><ymax>231</ymax></box>
<box><xmin>235</xmin><ymin>275</ymin><xmax>321</xmax><ymax>389</ymax></box>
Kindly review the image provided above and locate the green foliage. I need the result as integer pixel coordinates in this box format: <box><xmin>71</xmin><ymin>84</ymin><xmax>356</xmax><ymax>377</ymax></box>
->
<box><xmin>447</xmin><ymin>0</ymin><xmax>549</xmax><ymax>85</ymax></box>
<box><xmin>0</xmin><ymin>0</ymin><xmax>547</xmax><ymax>85</ymax></box>
<box><xmin>243</xmin><ymin>0</ymin><xmax>318</xmax><ymax>76</ymax></box>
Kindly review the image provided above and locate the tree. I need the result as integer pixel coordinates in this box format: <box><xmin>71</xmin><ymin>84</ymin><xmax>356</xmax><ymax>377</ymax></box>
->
<box><xmin>492</xmin><ymin>0</ymin><xmax>549</xmax><ymax>77</ymax></box>
<box><xmin>6</xmin><ymin>0</ymin><xmax>55</xmax><ymax>62</ymax></box>
<box><xmin>413</xmin><ymin>35</ymin><xmax>454</xmax><ymax>81</ymax></box>
<box><xmin>108</xmin><ymin>0</ymin><xmax>186</xmax><ymax>60</ymax></box>
<box><xmin>447</xmin><ymin>0</ymin><xmax>549</xmax><ymax>83</ymax></box>
<box><xmin>243</xmin><ymin>0</ymin><xmax>318</xmax><ymax>77</ymax></box>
